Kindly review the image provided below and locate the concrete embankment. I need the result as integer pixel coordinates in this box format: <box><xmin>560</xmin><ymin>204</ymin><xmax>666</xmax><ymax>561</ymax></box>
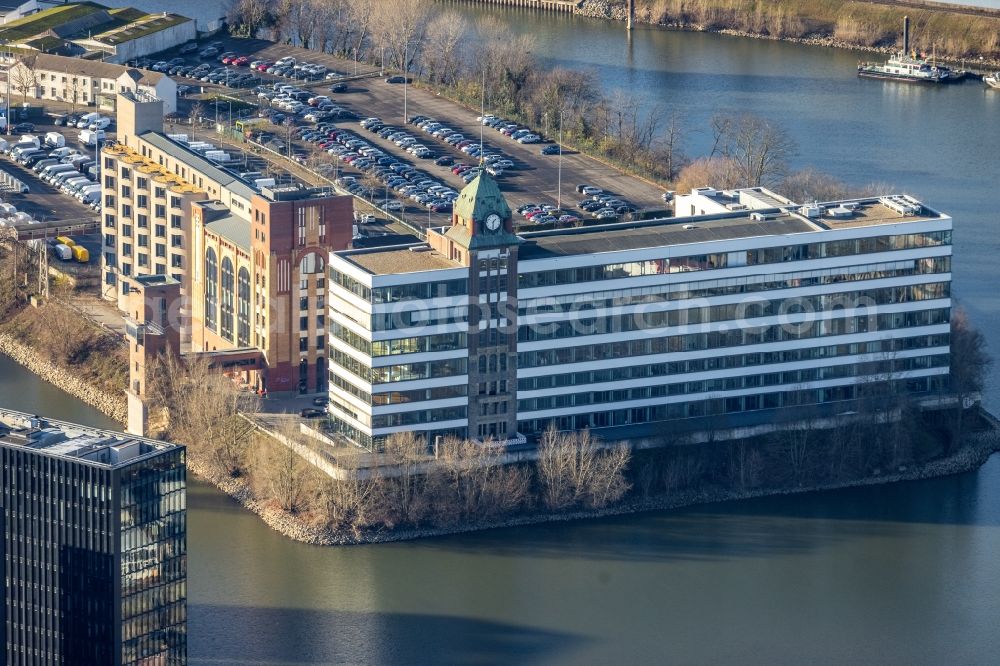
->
<box><xmin>0</xmin><ymin>333</ymin><xmax>127</xmax><ymax>425</ymax></box>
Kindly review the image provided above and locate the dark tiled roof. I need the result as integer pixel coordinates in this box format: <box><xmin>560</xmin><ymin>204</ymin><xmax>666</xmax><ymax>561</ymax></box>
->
<box><xmin>28</xmin><ymin>52</ymin><xmax>166</xmax><ymax>84</ymax></box>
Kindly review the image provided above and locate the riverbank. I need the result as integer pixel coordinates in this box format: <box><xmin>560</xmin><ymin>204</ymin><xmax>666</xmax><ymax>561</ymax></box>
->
<box><xmin>568</xmin><ymin>0</ymin><xmax>1000</xmax><ymax>67</ymax></box>
<box><xmin>0</xmin><ymin>331</ymin><xmax>127</xmax><ymax>424</ymax></box>
<box><xmin>207</xmin><ymin>411</ymin><xmax>1000</xmax><ymax>547</ymax></box>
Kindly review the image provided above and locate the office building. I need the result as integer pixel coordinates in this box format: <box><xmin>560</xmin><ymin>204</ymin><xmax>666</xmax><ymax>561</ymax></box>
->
<box><xmin>328</xmin><ymin>174</ymin><xmax>952</xmax><ymax>448</ymax></box>
<box><xmin>0</xmin><ymin>408</ymin><xmax>186</xmax><ymax>665</ymax></box>
<box><xmin>102</xmin><ymin>92</ymin><xmax>354</xmax><ymax>393</ymax></box>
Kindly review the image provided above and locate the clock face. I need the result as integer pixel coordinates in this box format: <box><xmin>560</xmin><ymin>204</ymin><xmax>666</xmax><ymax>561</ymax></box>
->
<box><xmin>485</xmin><ymin>213</ymin><xmax>502</xmax><ymax>232</ymax></box>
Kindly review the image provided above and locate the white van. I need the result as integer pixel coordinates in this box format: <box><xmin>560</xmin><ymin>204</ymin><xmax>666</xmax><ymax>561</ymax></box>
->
<box><xmin>87</xmin><ymin>117</ymin><xmax>111</xmax><ymax>130</ymax></box>
<box><xmin>44</xmin><ymin>132</ymin><xmax>65</xmax><ymax>148</ymax></box>
<box><xmin>76</xmin><ymin>112</ymin><xmax>100</xmax><ymax>129</ymax></box>
<box><xmin>77</xmin><ymin>184</ymin><xmax>100</xmax><ymax>202</ymax></box>
<box><xmin>79</xmin><ymin>129</ymin><xmax>105</xmax><ymax>146</ymax></box>
<box><xmin>42</xmin><ymin>164</ymin><xmax>75</xmax><ymax>182</ymax></box>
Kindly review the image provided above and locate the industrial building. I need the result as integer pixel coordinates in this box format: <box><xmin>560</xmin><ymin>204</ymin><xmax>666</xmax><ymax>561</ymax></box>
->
<box><xmin>102</xmin><ymin>92</ymin><xmax>354</xmax><ymax>396</ymax></box>
<box><xmin>0</xmin><ymin>408</ymin><xmax>186</xmax><ymax>665</ymax></box>
<box><xmin>327</xmin><ymin>174</ymin><xmax>953</xmax><ymax>448</ymax></box>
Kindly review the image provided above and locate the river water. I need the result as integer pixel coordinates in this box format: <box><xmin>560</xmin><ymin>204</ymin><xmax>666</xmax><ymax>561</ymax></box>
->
<box><xmin>5</xmin><ymin>5</ymin><xmax>1000</xmax><ymax>664</ymax></box>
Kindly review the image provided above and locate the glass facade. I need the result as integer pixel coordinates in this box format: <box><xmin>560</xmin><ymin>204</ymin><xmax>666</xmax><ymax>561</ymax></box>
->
<box><xmin>0</xmin><ymin>418</ymin><xmax>186</xmax><ymax>666</ymax></box>
<box><xmin>119</xmin><ymin>449</ymin><xmax>186</xmax><ymax>666</ymax></box>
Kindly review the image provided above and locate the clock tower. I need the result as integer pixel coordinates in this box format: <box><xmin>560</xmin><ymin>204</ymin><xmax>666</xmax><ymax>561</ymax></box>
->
<box><xmin>429</xmin><ymin>172</ymin><xmax>520</xmax><ymax>442</ymax></box>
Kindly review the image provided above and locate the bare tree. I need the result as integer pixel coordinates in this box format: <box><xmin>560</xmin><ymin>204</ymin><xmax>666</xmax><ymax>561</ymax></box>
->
<box><xmin>422</xmin><ymin>11</ymin><xmax>467</xmax><ymax>85</ymax></box>
<box><xmin>371</xmin><ymin>0</ymin><xmax>431</xmax><ymax>73</ymax></box>
<box><xmin>948</xmin><ymin>308</ymin><xmax>992</xmax><ymax>448</ymax></box>
<box><xmin>11</xmin><ymin>56</ymin><xmax>40</xmax><ymax>104</ymax></box>
<box><xmin>147</xmin><ymin>353</ymin><xmax>260</xmax><ymax>476</ymax></box>
<box><xmin>188</xmin><ymin>101</ymin><xmax>205</xmax><ymax>140</ymax></box>
<box><xmin>536</xmin><ymin>427</ymin><xmax>631</xmax><ymax>510</ymax></box>
<box><xmin>711</xmin><ymin>112</ymin><xmax>797</xmax><ymax>187</ymax></box>
<box><xmin>252</xmin><ymin>421</ymin><xmax>309</xmax><ymax>512</ymax></box>
<box><xmin>380</xmin><ymin>430</ymin><xmax>431</xmax><ymax>526</ymax></box>
<box><xmin>65</xmin><ymin>76</ymin><xmax>87</xmax><ymax>113</ymax></box>
<box><xmin>780</xmin><ymin>167</ymin><xmax>852</xmax><ymax>203</ymax></box>
<box><xmin>673</xmin><ymin>156</ymin><xmax>743</xmax><ymax>194</ymax></box>
<box><xmin>656</xmin><ymin>110</ymin><xmax>687</xmax><ymax>182</ymax></box>
<box><xmin>226</xmin><ymin>0</ymin><xmax>274</xmax><ymax>38</ymax></box>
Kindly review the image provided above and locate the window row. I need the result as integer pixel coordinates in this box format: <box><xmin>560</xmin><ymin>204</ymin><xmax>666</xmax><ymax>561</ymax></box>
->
<box><xmin>518</xmin><ymin>308</ymin><xmax>950</xmax><ymax>368</ymax></box>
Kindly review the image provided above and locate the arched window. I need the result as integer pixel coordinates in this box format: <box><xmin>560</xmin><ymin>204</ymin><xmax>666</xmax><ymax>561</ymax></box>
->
<box><xmin>204</xmin><ymin>248</ymin><xmax>218</xmax><ymax>332</ymax></box>
<box><xmin>488</xmin><ymin>355</ymin><xmax>497</xmax><ymax>373</ymax></box>
<box><xmin>237</xmin><ymin>267</ymin><xmax>251</xmax><ymax>347</ymax></box>
<box><xmin>299</xmin><ymin>252</ymin><xmax>324</xmax><ymax>275</ymax></box>
<box><xmin>220</xmin><ymin>257</ymin><xmax>235</xmax><ymax>342</ymax></box>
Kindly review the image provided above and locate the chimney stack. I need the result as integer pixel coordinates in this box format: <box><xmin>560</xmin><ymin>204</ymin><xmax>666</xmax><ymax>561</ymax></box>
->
<box><xmin>903</xmin><ymin>16</ymin><xmax>910</xmax><ymax>54</ymax></box>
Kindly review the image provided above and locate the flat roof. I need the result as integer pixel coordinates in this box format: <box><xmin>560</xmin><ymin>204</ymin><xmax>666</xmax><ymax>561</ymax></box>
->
<box><xmin>140</xmin><ymin>131</ymin><xmax>256</xmax><ymax>201</ymax></box>
<box><xmin>519</xmin><ymin>214</ymin><xmax>814</xmax><ymax>260</ymax></box>
<box><xmin>808</xmin><ymin>199</ymin><xmax>935</xmax><ymax>230</ymax></box>
<box><xmin>343</xmin><ymin>246</ymin><xmax>461</xmax><ymax>276</ymax></box>
<box><xmin>0</xmin><ymin>408</ymin><xmax>182</xmax><ymax>469</ymax></box>
<box><xmin>520</xmin><ymin>196</ymin><xmax>942</xmax><ymax>261</ymax></box>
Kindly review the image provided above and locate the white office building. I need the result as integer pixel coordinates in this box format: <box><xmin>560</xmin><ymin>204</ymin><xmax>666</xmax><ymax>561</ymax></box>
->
<box><xmin>328</xmin><ymin>176</ymin><xmax>952</xmax><ymax>449</ymax></box>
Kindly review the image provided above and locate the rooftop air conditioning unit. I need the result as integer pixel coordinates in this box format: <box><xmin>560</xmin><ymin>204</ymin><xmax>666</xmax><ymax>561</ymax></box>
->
<box><xmin>799</xmin><ymin>204</ymin><xmax>821</xmax><ymax>218</ymax></box>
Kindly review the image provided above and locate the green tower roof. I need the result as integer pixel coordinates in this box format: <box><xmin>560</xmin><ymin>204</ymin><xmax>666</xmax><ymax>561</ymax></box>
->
<box><xmin>453</xmin><ymin>171</ymin><xmax>512</xmax><ymax>223</ymax></box>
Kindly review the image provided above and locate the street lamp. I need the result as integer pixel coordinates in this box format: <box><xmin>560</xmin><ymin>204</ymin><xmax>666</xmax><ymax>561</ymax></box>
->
<box><xmin>557</xmin><ymin>110</ymin><xmax>563</xmax><ymax>211</ymax></box>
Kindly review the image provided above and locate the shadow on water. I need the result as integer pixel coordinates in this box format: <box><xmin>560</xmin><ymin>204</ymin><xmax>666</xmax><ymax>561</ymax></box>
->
<box><xmin>414</xmin><ymin>455</ymin><xmax>1000</xmax><ymax>564</ymax></box>
<box><xmin>188</xmin><ymin>604</ymin><xmax>584</xmax><ymax>666</ymax></box>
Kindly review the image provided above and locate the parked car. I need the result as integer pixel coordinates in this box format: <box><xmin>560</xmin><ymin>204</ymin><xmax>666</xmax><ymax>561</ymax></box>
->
<box><xmin>384</xmin><ymin>75</ymin><xmax>410</xmax><ymax>84</ymax></box>
<box><xmin>541</xmin><ymin>144</ymin><xmax>561</xmax><ymax>155</ymax></box>
<box><xmin>299</xmin><ymin>408</ymin><xmax>325</xmax><ymax>418</ymax></box>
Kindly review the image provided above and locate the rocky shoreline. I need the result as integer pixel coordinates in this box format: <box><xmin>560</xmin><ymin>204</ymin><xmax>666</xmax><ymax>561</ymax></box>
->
<box><xmin>575</xmin><ymin>0</ymin><xmax>1000</xmax><ymax>68</ymax></box>
<box><xmin>200</xmin><ymin>419</ymin><xmax>1000</xmax><ymax>547</ymax></box>
<box><xmin>3</xmin><ymin>331</ymin><xmax>997</xmax><ymax>546</ymax></box>
<box><xmin>0</xmin><ymin>332</ymin><xmax>127</xmax><ymax>424</ymax></box>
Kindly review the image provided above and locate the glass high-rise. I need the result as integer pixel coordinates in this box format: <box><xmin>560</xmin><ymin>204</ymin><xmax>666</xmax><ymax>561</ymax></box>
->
<box><xmin>0</xmin><ymin>408</ymin><xmax>186</xmax><ymax>665</ymax></box>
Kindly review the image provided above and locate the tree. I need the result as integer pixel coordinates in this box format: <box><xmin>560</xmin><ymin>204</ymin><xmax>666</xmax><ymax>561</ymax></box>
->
<box><xmin>226</xmin><ymin>0</ymin><xmax>275</xmax><ymax>38</ymax></box>
<box><xmin>780</xmin><ymin>168</ymin><xmax>853</xmax><ymax>203</ymax></box>
<box><xmin>147</xmin><ymin>353</ymin><xmax>260</xmax><ymax>476</ymax></box>
<box><xmin>11</xmin><ymin>56</ymin><xmax>39</xmax><ymax>104</ymax></box>
<box><xmin>536</xmin><ymin>427</ymin><xmax>631</xmax><ymax>510</ymax></box>
<box><xmin>188</xmin><ymin>101</ymin><xmax>205</xmax><ymax>140</ymax></box>
<box><xmin>710</xmin><ymin>112</ymin><xmax>796</xmax><ymax>187</ymax></box>
<box><xmin>948</xmin><ymin>308</ymin><xmax>992</xmax><ymax>448</ymax></box>
<box><xmin>65</xmin><ymin>76</ymin><xmax>87</xmax><ymax>113</ymax></box>
<box><xmin>656</xmin><ymin>110</ymin><xmax>687</xmax><ymax>182</ymax></box>
<box><xmin>673</xmin><ymin>156</ymin><xmax>743</xmax><ymax>195</ymax></box>
<box><xmin>252</xmin><ymin>421</ymin><xmax>309</xmax><ymax>513</ymax></box>
<box><xmin>380</xmin><ymin>430</ymin><xmax>431</xmax><ymax>526</ymax></box>
<box><xmin>422</xmin><ymin>11</ymin><xmax>467</xmax><ymax>85</ymax></box>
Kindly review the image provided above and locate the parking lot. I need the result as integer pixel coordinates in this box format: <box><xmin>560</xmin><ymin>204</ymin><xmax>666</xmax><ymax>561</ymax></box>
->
<box><xmin>150</xmin><ymin>37</ymin><xmax>669</xmax><ymax>232</ymax></box>
<box><xmin>0</xmin><ymin>119</ymin><xmax>102</xmax><ymax>225</ymax></box>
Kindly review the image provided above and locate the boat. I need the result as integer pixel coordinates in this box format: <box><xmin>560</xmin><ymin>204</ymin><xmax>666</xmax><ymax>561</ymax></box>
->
<box><xmin>857</xmin><ymin>16</ymin><xmax>964</xmax><ymax>84</ymax></box>
<box><xmin>857</xmin><ymin>53</ymin><xmax>960</xmax><ymax>84</ymax></box>
<box><xmin>986</xmin><ymin>73</ymin><xmax>1000</xmax><ymax>89</ymax></box>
